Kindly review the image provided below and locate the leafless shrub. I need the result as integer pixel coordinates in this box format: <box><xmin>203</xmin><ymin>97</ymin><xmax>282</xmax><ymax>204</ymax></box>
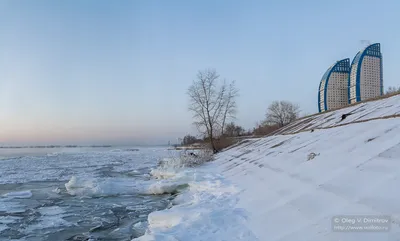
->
<box><xmin>264</xmin><ymin>101</ymin><xmax>300</xmax><ymax>128</ymax></box>
<box><xmin>214</xmin><ymin>137</ymin><xmax>238</xmax><ymax>152</ymax></box>
<box><xmin>253</xmin><ymin>124</ymin><xmax>280</xmax><ymax>136</ymax></box>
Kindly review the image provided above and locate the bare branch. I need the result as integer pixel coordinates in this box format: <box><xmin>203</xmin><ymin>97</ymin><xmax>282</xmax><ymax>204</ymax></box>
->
<box><xmin>220</xmin><ymin>80</ymin><xmax>238</xmax><ymax>135</ymax></box>
<box><xmin>187</xmin><ymin>69</ymin><xmax>238</xmax><ymax>153</ymax></box>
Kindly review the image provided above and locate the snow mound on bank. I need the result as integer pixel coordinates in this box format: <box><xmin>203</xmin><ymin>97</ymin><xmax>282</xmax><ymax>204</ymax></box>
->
<box><xmin>134</xmin><ymin>166</ymin><xmax>256</xmax><ymax>241</ymax></box>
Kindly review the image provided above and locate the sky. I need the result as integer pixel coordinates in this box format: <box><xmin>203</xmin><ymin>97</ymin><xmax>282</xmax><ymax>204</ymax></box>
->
<box><xmin>0</xmin><ymin>0</ymin><xmax>399</xmax><ymax>145</ymax></box>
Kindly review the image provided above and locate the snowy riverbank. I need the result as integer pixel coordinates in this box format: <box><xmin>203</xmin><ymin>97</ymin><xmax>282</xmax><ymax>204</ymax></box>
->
<box><xmin>137</xmin><ymin>117</ymin><xmax>400</xmax><ymax>240</ymax></box>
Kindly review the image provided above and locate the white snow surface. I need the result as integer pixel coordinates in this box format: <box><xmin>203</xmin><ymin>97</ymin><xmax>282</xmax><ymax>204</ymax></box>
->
<box><xmin>137</xmin><ymin>115</ymin><xmax>400</xmax><ymax>240</ymax></box>
<box><xmin>211</xmin><ymin>118</ymin><xmax>400</xmax><ymax>240</ymax></box>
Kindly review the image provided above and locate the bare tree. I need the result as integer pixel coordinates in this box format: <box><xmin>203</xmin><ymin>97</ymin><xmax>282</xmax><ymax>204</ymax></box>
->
<box><xmin>234</xmin><ymin>125</ymin><xmax>245</xmax><ymax>136</ymax></box>
<box><xmin>224</xmin><ymin>122</ymin><xmax>244</xmax><ymax>137</ymax></box>
<box><xmin>220</xmin><ymin>81</ymin><xmax>238</xmax><ymax>135</ymax></box>
<box><xmin>187</xmin><ymin>69</ymin><xmax>238</xmax><ymax>153</ymax></box>
<box><xmin>224</xmin><ymin>122</ymin><xmax>236</xmax><ymax>137</ymax></box>
<box><xmin>264</xmin><ymin>100</ymin><xmax>300</xmax><ymax>127</ymax></box>
<box><xmin>386</xmin><ymin>86</ymin><xmax>400</xmax><ymax>95</ymax></box>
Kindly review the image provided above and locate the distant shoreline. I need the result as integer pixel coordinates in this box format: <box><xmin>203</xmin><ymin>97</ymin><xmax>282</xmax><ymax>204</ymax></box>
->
<box><xmin>169</xmin><ymin>144</ymin><xmax>206</xmax><ymax>150</ymax></box>
<box><xmin>0</xmin><ymin>145</ymin><xmax>113</xmax><ymax>149</ymax></box>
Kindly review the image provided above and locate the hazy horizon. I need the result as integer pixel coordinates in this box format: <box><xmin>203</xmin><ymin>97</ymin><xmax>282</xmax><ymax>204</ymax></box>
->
<box><xmin>1</xmin><ymin>0</ymin><xmax>400</xmax><ymax>145</ymax></box>
<box><xmin>0</xmin><ymin>143</ymin><xmax>170</xmax><ymax>147</ymax></box>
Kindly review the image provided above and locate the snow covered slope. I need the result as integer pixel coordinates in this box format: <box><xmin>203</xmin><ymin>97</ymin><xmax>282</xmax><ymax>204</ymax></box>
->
<box><xmin>136</xmin><ymin>96</ymin><xmax>400</xmax><ymax>241</ymax></box>
<box><xmin>212</xmin><ymin>117</ymin><xmax>400</xmax><ymax>240</ymax></box>
<box><xmin>273</xmin><ymin>94</ymin><xmax>400</xmax><ymax>135</ymax></box>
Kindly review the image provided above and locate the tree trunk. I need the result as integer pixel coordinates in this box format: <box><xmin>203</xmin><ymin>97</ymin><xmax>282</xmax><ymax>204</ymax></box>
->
<box><xmin>208</xmin><ymin>127</ymin><xmax>217</xmax><ymax>153</ymax></box>
<box><xmin>221</xmin><ymin>118</ymin><xmax>226</xmax><ymax>136</ymax></box>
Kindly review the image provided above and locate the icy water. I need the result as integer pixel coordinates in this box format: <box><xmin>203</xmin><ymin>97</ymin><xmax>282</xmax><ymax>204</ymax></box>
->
<box><xmin>0</xmin><ymin>147</ymin><xmax>181</xmax><ymax>241</ymax></box>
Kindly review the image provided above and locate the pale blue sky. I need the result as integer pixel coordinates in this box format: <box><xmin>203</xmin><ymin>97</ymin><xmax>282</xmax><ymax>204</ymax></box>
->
<box><xmin>0</xmin><ymin>0</ymin><xmax>399</xmax><ymax>145</ymax></box>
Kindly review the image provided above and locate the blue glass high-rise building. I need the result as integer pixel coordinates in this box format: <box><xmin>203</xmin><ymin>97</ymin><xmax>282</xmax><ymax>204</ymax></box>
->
<box><xmin>348</xmin><ymin>43</ymin><xmax>383</xmax><ymax>104</ymax></box>
<box><xmin>318</xmin><ymin>59</ymin><xmax>350</xmax><ymax>112</ymax></box>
